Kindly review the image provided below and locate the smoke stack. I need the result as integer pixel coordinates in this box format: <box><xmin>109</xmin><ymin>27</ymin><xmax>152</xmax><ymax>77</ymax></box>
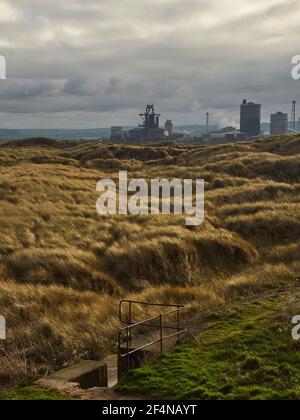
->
<box><xmin>206</xmin><ymin>112</ymin><xmax>209</xmax><ymax>132</ymax></box>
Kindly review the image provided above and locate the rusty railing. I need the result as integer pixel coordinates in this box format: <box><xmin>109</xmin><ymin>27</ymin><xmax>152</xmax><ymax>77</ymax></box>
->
<box><xmin>117</xmin><ymin>300</ymin><xmax>187</xmax><ymax>378</ymax></box>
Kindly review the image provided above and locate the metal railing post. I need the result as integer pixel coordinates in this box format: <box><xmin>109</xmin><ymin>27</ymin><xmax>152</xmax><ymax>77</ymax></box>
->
<box><xmin>117</xmin><ymin>331</ymin><xmax>121</xmax><ymax>381</ymax></box>
<box><xmin>177</xmin><ymin>306</ymin><xmax>180</xmax><ymax>345</ymax></box>
<box><xmin>117</xmin><ymin>331</ymin><xmax>121</xmax><ymax>358</ymax></box>
<box><xmin>119</xmin><ymin>301</ymin><xmax>122</xmax><ymax>323</ymax></box>
<box><xmin>117</xmin><ymin>301</ymin><xmax>187</xmax><ymax>380</ymax></box>
<box><xmin>127</xmin><ymin>327</ymin><xmax>130</xmax><ymax>372</ymax></box>
<box><xmin>129</xmin><ymin>301</ymin><xmax>132</xmax><ymax>324</ymax></box>
<box><xmin>160</xmin><ymin>314</ymin><xmax>163</xmax><ymax>354</ymax></box>
<box><xmin>129</xmin><ymin>301</ymin><xmax>132</xmax><ymax>347</ymax></box>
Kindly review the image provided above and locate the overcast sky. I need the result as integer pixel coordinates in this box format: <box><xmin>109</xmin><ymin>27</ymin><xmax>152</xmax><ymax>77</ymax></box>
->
<box><xmin>0</xmin><ymin>0</ymin><xmax>299</xmax><ymax>128</ymax></box>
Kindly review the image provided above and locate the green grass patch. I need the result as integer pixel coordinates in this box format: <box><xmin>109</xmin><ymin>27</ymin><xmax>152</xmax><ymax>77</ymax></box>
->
<box><xmin>117</xmin><ymin>292</ymin><xmax>300</xmax><ymax>400</ymax></box>
<box><xmin>0</xmin><ymin>385</ymin><xmax>65</xmax><ymax>400</ymax></box>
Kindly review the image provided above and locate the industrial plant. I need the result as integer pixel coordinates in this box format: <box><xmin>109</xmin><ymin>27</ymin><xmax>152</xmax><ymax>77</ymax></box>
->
<box><xmin>110</xmin><ymin>100</ymin><xmax>299</xmax><ymax>145</ymax></box>
<box><xmin>128</xmin><ymin>105</ymin><xmax>165</xmax><ymax>142</ymax></box>
<box><xmin>110</xmin><ymin>105</ymin><xmax>179</xmax><ymax>143</ymax></box>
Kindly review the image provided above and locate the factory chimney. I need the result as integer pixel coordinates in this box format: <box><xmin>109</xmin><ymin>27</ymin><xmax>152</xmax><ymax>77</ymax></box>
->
<box><xmin>206</xmin><ymin>113</ymin><xmax>209</xmax><ymax>132</ymax></box>
<box><xmin>291</xmin><ymin>100</ymin><xmax>296</xmax><ymax>131</ymax></box>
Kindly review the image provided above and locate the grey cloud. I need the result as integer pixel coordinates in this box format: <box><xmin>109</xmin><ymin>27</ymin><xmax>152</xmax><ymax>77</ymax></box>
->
<box><xmin>63</xmin><ymin>78</ymin><xmax>101</xmax><ymax>96</ymax></box>
<box><xmin>0</xmin><ymin>0</ymin><xmax>299</xmax><ymax>128</ymax></box>
<box><xmin>105</xmin><ymin>78</ymin><xmax>123</xmax><ymax>96</ymax></box>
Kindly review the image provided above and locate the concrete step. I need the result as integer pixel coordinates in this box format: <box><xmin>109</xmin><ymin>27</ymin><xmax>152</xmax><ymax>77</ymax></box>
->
<box><xmin>37</xmin><ymin>360</ymin><xmax>108</xmax><ymax>390</ymax></box>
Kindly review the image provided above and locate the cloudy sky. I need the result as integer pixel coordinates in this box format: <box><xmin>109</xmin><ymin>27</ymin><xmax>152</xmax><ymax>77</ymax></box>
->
<box><xmin>0</xmin><ymin>0</ymin><xmax>299</xmax><ymax>128</ymax></box>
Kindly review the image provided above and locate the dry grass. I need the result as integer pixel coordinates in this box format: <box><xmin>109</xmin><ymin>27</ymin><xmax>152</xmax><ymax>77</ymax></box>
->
<box><xmin>0</xmin><ymin>134</ymin><xmax>299</xmax><ymax>386</ymax></box>
<box><xmin>0</xmin><ymin>340</ymin><xmax>31</xmax><ymax>388</ymax></box>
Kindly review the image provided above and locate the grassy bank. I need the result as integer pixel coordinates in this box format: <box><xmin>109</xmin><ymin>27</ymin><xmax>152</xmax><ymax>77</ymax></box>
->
<box><xmin>117</xmin><ymin>289</ymin><xmax>300</xmax><ymax>400</ymax></box>
<box><xmin>0</xmin><ymin>384</ymin><xmax>65</xmax><ymax>400</ymax></box>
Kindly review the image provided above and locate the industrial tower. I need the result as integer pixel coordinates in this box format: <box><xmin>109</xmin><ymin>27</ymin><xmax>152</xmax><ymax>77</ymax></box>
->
<box><xmin>206</xmin><ymin>113</ymin><xmax>210</xmax><ymax>132</ymax></box>
<box><xmin>128</xmin><ymin>105</ymin><xmax>165</xmax><ymax>142</ymax></box>
<box><xmin>240</xmin><ymin>99</ymin><xmax>261</xmax><ymax>137</ymax></box>
<box><xmin>139</xmin><ymin>105</ymin><xmax>161</xmax><ymax>140</ymax></box>
<box><xmin>291</xmin><ymin>101</ymin><xmax>296</xmax><ymax>131</ymax></box>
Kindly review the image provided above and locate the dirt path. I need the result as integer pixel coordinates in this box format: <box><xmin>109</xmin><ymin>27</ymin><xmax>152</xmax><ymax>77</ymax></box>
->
<box><xmin>61</xmin><ymin>385</ymin><xmax>145</xmax><ymax>400</ymax></box>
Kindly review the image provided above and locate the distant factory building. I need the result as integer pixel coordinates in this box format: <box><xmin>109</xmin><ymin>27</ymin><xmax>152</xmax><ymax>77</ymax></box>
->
<box><xmin>164</xmin><ymin>120</ymin><xmax>173</xmax><ymax>137</ymax></box>
<box><xmin>129</xmin><ymin>105</ymin><xmax>165</xmax><ymax>142</ymax></box>
<box><xmin>199</xmin><ymin>127</ymin><xmax>246</xmax><ymax>144</ymax></box>
<box><xmin>270</xmin><ymin>112</ymin><xmax>288</xmax><ymax>135</ymax></box>
<box><xmin>240</xmin><ymin>99</ymin><xmax>261</xmax><ymax>137</ymax></box>
<box><xmin>110</xmin><ymin>126</ymin><xmax>123</xmax><ymax>142</ymax></box>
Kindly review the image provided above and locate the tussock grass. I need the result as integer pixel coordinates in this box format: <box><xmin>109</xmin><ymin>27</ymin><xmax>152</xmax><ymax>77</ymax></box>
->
<box><xmin>0</xmin><ymin>280</ymin><xmax>119</xmax><ymax>381</ymax></box>
<box><xmin>0</xmin><ymin>340</ymin><xmax>30</xmax><ymax>387</ymax></box>
<box><xmin>6</xmin><ymin>248</ymin><xmax>120</xmax><ymax>294</ymax></box>
<box><xmin>225</xmin><ymin>210</ymin><xmax>300</xmax><ymax>244</ymax></box>
<box><xmin>103</xmin><ymin>229</ymin><xmax>257</xmax><ymax>289</ymax></box>
<box><xmin>0</xmin><ymin>134</ymin><xmax>299</xmax><ymax>387</ymax></box>
<box><xmin>267</xmin><ymin>241</ymin><xmax>300</xmax><ymax>264</ymax></box>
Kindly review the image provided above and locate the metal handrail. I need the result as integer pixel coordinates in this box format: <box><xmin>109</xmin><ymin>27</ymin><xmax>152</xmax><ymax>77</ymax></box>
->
<box><xmin>117</xmin><ymin>302</ymin><xmax>187</xmax><ymax>378</ymax></box>
<box><xmin>121</xmin><ymin>328</ymin><xmax>188</xmax><ymax>357</ymax></box>
<box><xmin>119</xmin><ymin>299</ymin><xmax>184</xmax><ymax>325</ymax></box>
<box><xmin>119</xmin><ymin>307</ymin><xmax>182</xmax><ymax>332</ymax></box>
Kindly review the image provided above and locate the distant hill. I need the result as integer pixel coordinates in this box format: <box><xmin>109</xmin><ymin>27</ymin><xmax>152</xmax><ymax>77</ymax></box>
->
<box><xmin>0</xmin><ymin>124</ymin><xmax>272</xmax><ymax>141</ymax></box>
<box><xmin>0</xmin><ymin>128</ymin><xmax>111</xmax><ymax>140</ymax></box>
